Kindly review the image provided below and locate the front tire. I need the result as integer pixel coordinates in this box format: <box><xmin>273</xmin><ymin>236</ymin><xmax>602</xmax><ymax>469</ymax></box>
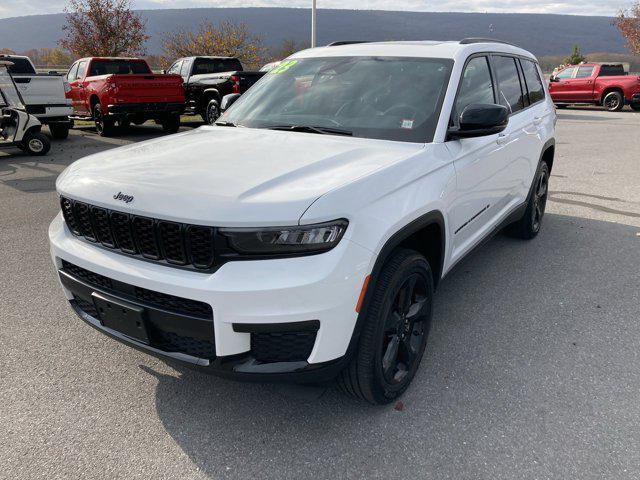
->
<box><xmin>23</xmin><ymin>132</ymin><xmax>51</xmax><ymax>156</ymax></box>
<box><xmin>507</xmin><ymin>161</ymin><xmax>549</xmax><ymax>240</ymax></box>
<box><xmin>337</xmin><ymin>249</ymin><xmax>434</xmax><ymax>405</ymax></box>
<box><xmin>48</xmin><ymin>123</ymin><xmax>70</xmax><ymax>140</ymax></box>
<box><xmin>603</xmin><ymin>91</ymin><xmax>624</xmax><ymax>112</ymax></box>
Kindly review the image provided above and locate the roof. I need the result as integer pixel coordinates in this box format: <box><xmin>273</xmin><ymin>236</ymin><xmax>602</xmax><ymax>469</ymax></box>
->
<box><xmin>292</xmin><ymin>39</ymin><xmax>536</xmax><ymax>62</ymax></box>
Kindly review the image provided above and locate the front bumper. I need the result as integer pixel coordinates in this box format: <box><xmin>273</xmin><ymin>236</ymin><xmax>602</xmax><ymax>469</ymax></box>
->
<box><xmin>106</xmin><ymin>102</ymin><xmax>185</xmax><ymax>116</ymax></box>
<box><xmin>49</xmin><ymin>213</ymin><xmax>372</xmax><ymax>381</ymax></box>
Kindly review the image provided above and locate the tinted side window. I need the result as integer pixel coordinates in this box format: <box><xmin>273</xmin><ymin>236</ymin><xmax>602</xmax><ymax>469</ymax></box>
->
<box><xmin>520</xmin><ymin>59</ymin><xmax>545</xmax><ymax>104</ymax></box>
<box><xmin>76</xmin><ymin>61</ymin><xmax>87</xmax><ymax>79</ymax></box>
<box><xmin>453</xmin><ymin>56</ymin><xmax>495</xmax><ymax>123</ymax></box>
<box><xmin>556</xmin><ymin>67</ymin><xmax>575</xmax><ymax>79</ymax></box>
<box><xmin>493</xmin><ymin>56</ymin><xmax>525</xmax><ymax>113</ymax></box>
<box><xmin>67</xmin><ymin>62</ymin><xmax>79</xmax><ymax>82</ymax></box>
<box><xmin>180</xmin><ymin>60</ymin><xmax>191</xmax><ymax>78</ymax></box>
<box><xmin>576</xmin><ymin>66</ymin><xmax>595</xmax><ymax>78</ymax></box>
<box><xmin>167</xmin><ymin>60</ymin><xmax>182</xmax><ymax>75</ymax></box>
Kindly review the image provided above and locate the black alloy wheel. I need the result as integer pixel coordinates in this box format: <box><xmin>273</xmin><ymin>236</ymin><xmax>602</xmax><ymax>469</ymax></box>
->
<box><xmin>381</xmin><ymin>273</ymin><xmax>430</xmax><ymax>386</ymax></box>
<box><xmin>531</xmin><ymin>164</ymin><xmax>549</xmax><ymax>234</ymax></box>
<box><xmin>337</xmin><ymin>249</ymin><xmax>434</xmax><ymax>404</ymax></box>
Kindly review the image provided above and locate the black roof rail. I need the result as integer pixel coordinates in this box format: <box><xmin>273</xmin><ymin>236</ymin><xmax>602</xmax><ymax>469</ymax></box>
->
<box><xmin>327</xmin><ymin>41</ymin><xmax>369</xmax><ymax>47</ymax></box>
<box><xmin>459</xmin><ymin>38</ymin><xmax>519</xmax><ymax>47</ymax></box>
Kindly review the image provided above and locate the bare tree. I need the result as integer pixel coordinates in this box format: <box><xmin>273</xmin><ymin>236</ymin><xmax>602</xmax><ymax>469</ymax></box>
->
<box><xmin>162</xmin><ymin>20</ymin><xmax>265</xmax><ymax>68</ymax></box>
<box><xmin>615</xmin><ymin>2</ymin><xmax>640</xmax><ymax>55</ymax></box>
<box><xmin>271</xmin><ymin>39</ymin><xmax>310</xmax><ymax>61</ymax></box>
<box><xmin>60</xmin><ymin>0</ymin><xmax>149</xmax><ymax>57</ymax></box>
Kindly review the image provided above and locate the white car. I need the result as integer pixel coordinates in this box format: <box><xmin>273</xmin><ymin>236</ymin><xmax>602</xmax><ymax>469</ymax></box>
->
<box><xmin>49</xmin><ymin>39</ymin><xmax>556</xmax><ymax>404</ymax></box>
<box><xmin>0</xmin><ymin>54</ymin><xmax>73</xmax><ymax>139</ymax></box>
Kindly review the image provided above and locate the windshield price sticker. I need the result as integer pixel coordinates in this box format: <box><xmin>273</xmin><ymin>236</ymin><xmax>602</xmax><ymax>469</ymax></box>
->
<box><xmin>400</xmin><ymin>119</ymin><xmax>415</xmax><ymax>129</ymax></box>
<box><xmin>270</xmin><ymin>60</ymin><xmax>299</xmax><ymax>74</ymax></box>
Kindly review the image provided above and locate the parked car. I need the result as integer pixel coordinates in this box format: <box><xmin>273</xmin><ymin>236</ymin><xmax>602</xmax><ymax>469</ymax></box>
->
<box><xmin>49</xmin><ymin>39</ymin><xmax>556</xmax><ymax>404</ymax></box>
<box><xmin>549</xmin><ymin>63</ymin><xmax>640</xmax><ymax>111</ymax></box>
<box><xmin>165</xmin><ymin>56</ymin><xmax>265</xmax><ymax>124</ymax></box>
<box><xmin>0</xmin><ymin>54</ymin><xmax>72</xmax><ymax>139</ymax></box>
<box><xmin>65</xmin><ymin>57</ymin><xmax>185</xmax><ymax>136</ymax></box>
<box><xmin>0</xmin><ymin>61</ymin><xmax>51</xmax><ymax>155</ymax></box>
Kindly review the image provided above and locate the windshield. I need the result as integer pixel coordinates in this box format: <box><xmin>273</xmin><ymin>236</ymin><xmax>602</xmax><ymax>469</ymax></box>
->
<box><xmin>0</xmin><ymin>66</ymin><xmax>25</xmax><ymax>108</ymax></box>
<box><xmin>88</xmin><ymin>59</ymin><xmax>151</xmax><ymax>77</ymax></box>
<box><xmin>220</xmin><ymin>56</ymin><xmax>453</xmax><ymax>143</ymax></box>
<box><xmin>192</xmin><ymin>58</ymin><xmax>242</xmax><ymax>75</ymax></box>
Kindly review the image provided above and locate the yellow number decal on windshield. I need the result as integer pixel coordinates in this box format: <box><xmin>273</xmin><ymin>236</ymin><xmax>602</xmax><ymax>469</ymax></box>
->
<box><xmin>271</xmin><ymin>60</ymin><xmax>298</xmax><ymax>74</ymax></box>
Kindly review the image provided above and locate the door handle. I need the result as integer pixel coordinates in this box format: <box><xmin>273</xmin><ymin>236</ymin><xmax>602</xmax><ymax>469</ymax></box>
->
<box><xmin>533</xmin><ymin>117</ymin><xmax>543</xmax><ymax>126</ymax></box>
<box><xmin>78</xmin><ymin>84</ymin><xmax>84</xmax><ymax>88</ymax></box>
<box><xmin>496</xmin><ymin>133</ymin><xmax>510</xmax><ymax>145</ymax></box>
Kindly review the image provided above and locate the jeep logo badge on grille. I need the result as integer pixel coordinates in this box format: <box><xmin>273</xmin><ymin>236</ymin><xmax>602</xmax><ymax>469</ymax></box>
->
<box><xmin>113</xmin><ymin>192</ymin><xmax>134</xmax><ymax>204</ymax></box>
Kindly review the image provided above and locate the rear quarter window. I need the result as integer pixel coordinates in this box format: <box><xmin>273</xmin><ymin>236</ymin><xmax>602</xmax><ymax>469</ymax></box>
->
<box><xmin>520</xmin><ymin>59</ymin><xmax>546</xmax><ymax>104</ymax></box>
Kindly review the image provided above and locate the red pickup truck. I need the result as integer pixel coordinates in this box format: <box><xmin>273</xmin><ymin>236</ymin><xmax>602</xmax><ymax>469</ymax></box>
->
<box><xmin>66</xmin><ymin>57</ymin><xmax>185</xmax><ymax>136</ymax></box>
<box><xmin>549</xmin><ymin>63</ymin><xmax>640</xmax><ymax>112</ymax></box>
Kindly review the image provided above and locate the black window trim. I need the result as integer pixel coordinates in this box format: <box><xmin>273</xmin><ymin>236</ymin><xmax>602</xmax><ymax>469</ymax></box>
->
<box><xmin>489</xmin><ymin>53</ymin><xmax>545</xmax><ymax>117</ymax></box>
<box><xmin>517</xmin><ymin>57</ymin><xmax>547</xmax><ymax>109</ymax></box>
<box><xmin>449</xmin><ymin>52</ymin><xmax>498</xmax><ymax>127</ymax></box>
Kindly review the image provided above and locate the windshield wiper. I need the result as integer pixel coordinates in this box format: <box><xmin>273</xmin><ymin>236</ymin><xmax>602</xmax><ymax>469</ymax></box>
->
<box><xmin>214</xmin><ymin>120</ymin><xmax>237</xmax><ymax>127</ymax></box>
<box><xmin>265</xmin><ymin>125</ymin><xmax>353</xmax><ymax>136</ymax></box>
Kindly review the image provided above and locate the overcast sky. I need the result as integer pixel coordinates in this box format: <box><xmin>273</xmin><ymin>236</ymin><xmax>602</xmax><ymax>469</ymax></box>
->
<box><xmin>1</xmin><ymin>0</ymin><xmax>629</xmax><ymax>20</ymax></box>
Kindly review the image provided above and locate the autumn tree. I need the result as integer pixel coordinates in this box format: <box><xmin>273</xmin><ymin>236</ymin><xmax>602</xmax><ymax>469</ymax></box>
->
<box><xmin>564</xmin><ymin>45</ymin><xmax>587</xmax><ymax>65</ymax></box>
<box><xmin>616</xmin><ymin>2</ymin><xmax>640</xmax><ymax>55</ymax></box>
<box><xmin>0</xmin><ymin>48</ymin><xmax>16</xmax><ymax>54</ymax></box>
<box><xmin>162</xmin><ymin>21</ymin><xmax>265</xmax><ymax>68</ymax></box>
<box><xmin>271</xmin><ymin>39</ymin><xmax>310</xmax><ymax>61</ymax></box>
<box><xmin>60</xmin><ymin>0</ymin><xmax>149</xmax><ymax>57</ymax></box>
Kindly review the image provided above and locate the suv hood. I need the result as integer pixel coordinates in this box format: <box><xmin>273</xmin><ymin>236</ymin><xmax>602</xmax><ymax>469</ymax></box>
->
<box><xmin>56</xmin><ymin>126</ymin><xmax>424</xmax><ymax>226</ymax></box>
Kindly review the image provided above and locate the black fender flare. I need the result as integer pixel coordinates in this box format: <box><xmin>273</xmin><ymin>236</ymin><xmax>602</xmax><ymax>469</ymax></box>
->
<box><xmin>341</xmin><ymin>210</ymin><xmax>446</xmax><ymax>365</ymax></box>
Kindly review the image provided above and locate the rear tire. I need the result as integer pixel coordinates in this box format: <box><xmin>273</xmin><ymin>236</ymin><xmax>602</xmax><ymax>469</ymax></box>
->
<box><xmin>48</xmin><ymin>123</ymin><xmax>70</xmax><ymax>140</ymax></box>
<box><xmin>337</xmin><ymin>249</ymin><xmax>434</xmax><ymax>405</ymax></box>
<box><xmin>161</xmin><ymin>114</ymin><xmax>181</xmax><ymax>134</ymax></box>
<box><xmin>603</xmin><ymin>91</ymin><xmax>624</xmax><ymax>112</ymax></box>
<box><xmin>631</xmin><ymin>103</ymin><xmax>640</xmax><ymax>112</ymax></box>
<box><xmin>204</xmin><ymin>99</ymin><xmax>221</xmax><ymax>125</ymax></box>
<box><xmin>23</xmin><ymin>132</ymin><xmax>51</xmax><ymax>156</ymax></box>
<box><xmin>507</xmin><ymin>161</ymin><xmax>549</xmax><ymax>240</ymax></box>
<box><xmin>93</xmin><ymin>104</ymin><xmax>114</xmax><ymax>137</ymax></box>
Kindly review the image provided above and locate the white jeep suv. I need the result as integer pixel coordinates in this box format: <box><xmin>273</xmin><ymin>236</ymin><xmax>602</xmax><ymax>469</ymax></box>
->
<box><xmin>49</xmin><ymin>39</ymin><xmax>556</xmax><ymax>404</ymax></box>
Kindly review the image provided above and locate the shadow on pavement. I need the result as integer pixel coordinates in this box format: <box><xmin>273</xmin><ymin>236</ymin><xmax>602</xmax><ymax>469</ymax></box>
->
<box><xmin>142</xmin><ymin>213</ymin><xmax>640</xmax><ymax>479</ymax></box>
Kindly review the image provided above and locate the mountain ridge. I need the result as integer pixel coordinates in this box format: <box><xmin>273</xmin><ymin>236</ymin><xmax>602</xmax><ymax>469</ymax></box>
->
<box><xmin>0</xmin><ymin>7</ymin><xmax>628</xmax><ymax>57</ymax></box>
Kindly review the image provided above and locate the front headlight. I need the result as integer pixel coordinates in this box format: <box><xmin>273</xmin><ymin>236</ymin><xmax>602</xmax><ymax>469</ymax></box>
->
<box><xmin>219</xmin><ymin>219</ymin><xmax>348</xmax><ymax>256</ymax></box>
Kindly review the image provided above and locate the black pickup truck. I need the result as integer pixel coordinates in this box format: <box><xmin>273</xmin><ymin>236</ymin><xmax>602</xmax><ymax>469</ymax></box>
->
<box><xmin>165</xmin><ymin>56</ymin><xmax>265</xmax><ymax>124</ymax></box>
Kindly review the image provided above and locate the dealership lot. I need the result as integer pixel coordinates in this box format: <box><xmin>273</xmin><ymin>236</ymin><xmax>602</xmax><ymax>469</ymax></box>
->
<box><xmin>1</xmin><ymin>109</ymin><xmax>639</xmax><ymax>479</ymax></box>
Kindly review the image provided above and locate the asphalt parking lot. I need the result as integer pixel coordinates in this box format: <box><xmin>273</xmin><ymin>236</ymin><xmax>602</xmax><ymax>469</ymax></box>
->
<box><xmin>1</xmin><ymin>109</ymin><xmax>639</xmax><ymax>479</ymax></box>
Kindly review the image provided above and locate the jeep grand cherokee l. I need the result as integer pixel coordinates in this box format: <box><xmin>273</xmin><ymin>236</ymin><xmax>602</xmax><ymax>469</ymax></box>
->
<box><xmin>49</xmin><ymin>39</ymin><xmax>556</xmax><ymax>404</ymax></box>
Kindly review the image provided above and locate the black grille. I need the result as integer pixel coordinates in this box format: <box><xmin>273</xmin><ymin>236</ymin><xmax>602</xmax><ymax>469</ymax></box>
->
<box><xmin>252</xmin><ymin>331</ymin><xmax>317</xmax><ymax>363</ymax></box>
<box><xmin>150</xmin><ymin>329</ymin><xmax>216</xmax><ymax>359</ymax></box>
<box><xmin>61</xmin><ymin>260</ymin><xmax>212</xmax><ymax>320</ymax></box>
<box><xmin>60</xmin><ymin>197</ymin><xmax>216</xmax><ymax>271</ymax></box>
<box><xmin>63</xmin><ymin>260</ymin><xmax>113</xmax><ymax>289</ymax></box>
<box><xmin>72</xmin><ymin>296</ymin><xmax>215</xmax><ymax>360</ymax></box>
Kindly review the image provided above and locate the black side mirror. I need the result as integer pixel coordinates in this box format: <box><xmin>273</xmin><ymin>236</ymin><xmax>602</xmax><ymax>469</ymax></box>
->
<box><xmin>162</xmin><ymin>69</ymin><xmax>167</xmax><ymax>74</ymax></box>
<box><xmin>549</xmin><ymin>76</ymin><xmax>559</xmax><ymax>82</ymax></box>
<box><xmin>221</xmin><ymin>93</ymin><xmax>241</xmax><ymax>112</ymax></box>
<box><xmin>448</xmin><ymin>103</ymin><xmax>509</xmax><ymax>140</ymax></box>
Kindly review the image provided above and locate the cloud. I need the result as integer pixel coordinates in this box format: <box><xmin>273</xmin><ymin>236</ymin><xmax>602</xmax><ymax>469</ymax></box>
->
<box><xmin>1</xmin><ymin>0</ymin><xmax>624</xmax><ymax>19</ymax></box>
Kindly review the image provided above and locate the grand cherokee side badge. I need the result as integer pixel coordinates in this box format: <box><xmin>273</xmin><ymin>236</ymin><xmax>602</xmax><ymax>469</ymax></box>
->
<box><xmin>113</xmin><ymin>192</ymin><xmax>134</xmax><ymax>204</ymax></box>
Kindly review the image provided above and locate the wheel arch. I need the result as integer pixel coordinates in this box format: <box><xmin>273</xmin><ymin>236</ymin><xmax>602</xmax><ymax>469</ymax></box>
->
<box><xmin>202</xmin><ymin>88</ymin><xmax>221</xmax><ymax>105</ymax></box>
<box><xmin>89</xmin><ymin>94</ymin><xmax>101</xmax><ymax>113</ymax></box>
<box><xmin>540</xmin><ymin>138</ymin><xmax>555</xmax><ymax>173</ymax></box>
<box><xmin>341</xmin><ymin>210</ymin><xmax>446</xmax><ymax>367</ymax></box>
<box><xmin>600</xmin><ymin>86</ymin><xmax>624</xmax><ymax>104</ymax></box>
